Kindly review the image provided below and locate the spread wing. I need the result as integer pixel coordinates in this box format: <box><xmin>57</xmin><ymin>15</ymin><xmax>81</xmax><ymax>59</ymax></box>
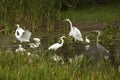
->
<box><xmin>20</xmin><ymin>30</ymin><xmax>32</xmax><ymax>41</ymax></box>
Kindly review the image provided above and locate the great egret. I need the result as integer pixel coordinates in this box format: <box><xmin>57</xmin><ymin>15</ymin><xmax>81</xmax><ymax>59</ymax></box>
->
<box><xmin>15</xmin><ymin>44</ymin><xmax>26</xmax><ymax>52</ymax></box>
<box><xmin>29</xmin><ymin>38</ymin><xmax>40</xmax><ymax>48</ymax></box>
<box><xmin>48</xmin><ymin>36</ymin><xmax>66</xmax><ymax>51</ymax></box>
<box><xmin>65</xmin><ymin>19</ymin><xmax>83</xmax><ymax>42</ymax></box>
<box><xmin>15</xmin><ymin>24</ymin><xmax>32</xmax><ymax>43</ymax></box>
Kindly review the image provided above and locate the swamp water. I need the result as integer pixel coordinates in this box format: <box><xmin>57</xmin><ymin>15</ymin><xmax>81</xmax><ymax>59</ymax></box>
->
<box><xmin>0</xmin><ymin>31</ymin><xmax>120</xmax><ymax>65</ymax></box>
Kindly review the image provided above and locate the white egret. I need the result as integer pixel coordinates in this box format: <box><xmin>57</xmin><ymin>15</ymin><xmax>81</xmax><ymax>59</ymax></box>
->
<box><xmin>15</xmin><ymin>44</ymin><xmax>26</xmax><ymax>53</ymax></box>
<box><xmin>33</xmin><ymin>38</ymin><xmax>40</xmax><ymax>42</ymax></box>
<box><xmin>28</xmin><ymin>38</ymin><xmax>40</xmax><ymax>48</ymax></box>
<box><xmin>15</xmin><ymin>24</ymin><xmax>32</xmax><ymax>43</ymax></box>
<box><xmin>65</xmin><ymin>19</ymin><xmax>83</xmax><ymax>42</ymax></box>
<box><xmin>29</xmin><ymin>42</ymin><xmax>40</xmax><ymax>48</ymax></box>
<box><xmin>48</xmin><ymin>36</ymin><xmax>66</xmax><ymax>51</ymax></box>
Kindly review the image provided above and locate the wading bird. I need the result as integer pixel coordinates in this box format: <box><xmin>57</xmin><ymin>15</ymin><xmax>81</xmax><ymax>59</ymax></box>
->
<box><xmin>48</xmin><ymin>36</ymin><xmax>66</xmax><ymax>51</ymax></box>
<box><xmin>33</xmin><ymin>38</ymin><xmax>40</xmax><ymax>42</ymax></box>
<box><xmin>87</xmin><ymin>30</ymin><xmax>110</xmax><ymax>58</ymax></box>
<box><xmin>29</xmin><ymin>38</ymin><xmax>40</xmax><ymax>48</ymax></box>
<box><xmin>15</xmin><ymin>24</ymin><xmax>32</xmax><ymax>43</ymax></box>
<box><xmin>86</xmin><ymin>30</ymin><xmax>110</xmax><ymax>70</ymax></box>
<box><xmin>15</xmin><ymin>44</ymin><xmax>26</xmax><ymax>53</ymax></box>
<box><xmin>65</xmin><ymin>19</ymin><xmax>83</xmax><ymax>42</ymax></box>
<box><xmin>93</xmin><ymin>30</ymin><xmax>109</xmax><ymax>58</ymax></box>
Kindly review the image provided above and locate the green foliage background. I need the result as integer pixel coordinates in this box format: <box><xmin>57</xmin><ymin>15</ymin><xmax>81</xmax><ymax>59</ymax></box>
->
<box><xmin>0</xmin><ymin>0</ymin><xmax>120</xmax><ymax>34</ymax></box>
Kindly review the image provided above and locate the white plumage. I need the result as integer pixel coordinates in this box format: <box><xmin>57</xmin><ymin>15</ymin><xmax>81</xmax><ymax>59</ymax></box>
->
<box><xmin>65</xmin><ymin>19</ymin><xmax>83</xmax><ymax>42</ymax></box>
<box><xmin>48</xmin><ymin>36</ymin><xmax>66</xmax><ymax>51</ymax></box>
<box><xmin>29</xmin><ymin>38</ymin><xmax>40</xmax><ymax>48</ymax></box>
<box><xmin>33</xmin><ymin>38</ymin><xmax>40</xmax><ymax>42</ymax></box>
<box><xmin>29</xmin><ymin>42</ymin><xmax>40</xmax><ymax>48</ymax></box>
<box><xmin>15</xmin><ymin>24</ymin><xmax>32</xmax><ymax>43</ymax></box>
<box><xmin>15</xmin><ymin>44</ymin><xmax>26</xmax><ymax>53</ymax></box>
<box><xmin>85</xmin><ymin>36</ymin><xmax>90</xmax><ymax>43</ymax></box>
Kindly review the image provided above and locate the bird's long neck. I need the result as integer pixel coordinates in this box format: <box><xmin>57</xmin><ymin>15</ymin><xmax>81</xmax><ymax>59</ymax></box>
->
<box><xmin>68</xmin><ymin>20</ymin><xmax>73</xmax><ymax>30</ymax></box>
<box><xmin>60</xmin><ymin>38</ymin><xmax>64</xmax><ymax>45</ymax></box>
<box><xmin>96</xmin><ymin>31</ymin><xmax>100</xmax><ymax>45</ymax></box>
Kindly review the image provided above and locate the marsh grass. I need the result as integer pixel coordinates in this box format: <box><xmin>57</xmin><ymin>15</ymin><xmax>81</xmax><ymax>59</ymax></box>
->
<box><xmin>0</xmin><ymin>1</ymin><xmax>120</xmax><ymax>34</ymax></box>
<box><xmin>0</xmin><ymin>51</ymin><xmax>119</xmax><ymax>80</ymax></box>
<box><xmin>63</xmin><ymin>3</ymin><xmax>120</xmax><ymax>24</ymax></box>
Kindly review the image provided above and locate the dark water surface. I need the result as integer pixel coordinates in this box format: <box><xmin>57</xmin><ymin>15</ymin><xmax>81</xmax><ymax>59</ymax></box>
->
<box><xmin>0</xmin><ymin>31</ymin><xmax>120</xmax><ymax>60</ymax></box>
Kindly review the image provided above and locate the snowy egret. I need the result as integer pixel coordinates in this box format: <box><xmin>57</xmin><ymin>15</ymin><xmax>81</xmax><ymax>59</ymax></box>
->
<box><xmin>48</xmin><ymin>36</ymin><xmax>66</xmax><ymax>51</ymax></box>
<box><xmin>28</xmin><ymin>38</ymin><xmax>40</xmax><ymax>48</ymax></box>
<box><xmin>15</xmin><ymin>44</ymin><xmax>26</xmax><ymax>52</ymax></box>
<box><xmin>65</xmin><ymin>19</ymin><xmax>83</xmax><ymax>42</ymax></box>
<box><xmin>15</xmin><ymin>24</ymin><xmax>32</xmax><ymax>43</ymax></box>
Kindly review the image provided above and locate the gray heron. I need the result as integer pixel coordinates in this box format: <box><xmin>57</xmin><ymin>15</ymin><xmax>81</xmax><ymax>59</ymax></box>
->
<box><xmin>86</xmin><ymin>30</ymin><xmax>110</xmax><ymax>70</ymax></box>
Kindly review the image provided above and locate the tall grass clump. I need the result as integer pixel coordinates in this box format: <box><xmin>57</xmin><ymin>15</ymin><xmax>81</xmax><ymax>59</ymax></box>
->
<box><xmin>0</xmin><ymin>51</ymin><xmax>120</xmax><ymax>80</ymax></box>
<box><xmin>0</xmin><ymin>0</ymin><xmax>120</xmax><ymax>34</ymax></box>
<box><xmin>0</xmin><ymin>0</ymin><xmax>63</xmax><ymax>33</ymax></box>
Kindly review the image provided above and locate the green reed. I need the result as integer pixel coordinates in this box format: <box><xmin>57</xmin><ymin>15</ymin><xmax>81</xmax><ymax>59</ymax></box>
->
<box><xmin>0</xmin><ymin>0</ymin><xmax>120</xmax><ymax>34</ymax></box>
<box><xmin>0</xmin><ymin>50</ymin><xmax>119</xmax><ymax>80</ymax></box>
